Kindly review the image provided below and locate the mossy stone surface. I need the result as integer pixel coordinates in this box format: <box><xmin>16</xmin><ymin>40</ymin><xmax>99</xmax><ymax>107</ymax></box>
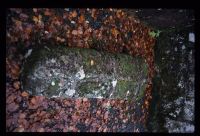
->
<box><xmin>21</xmin><ymin>45</ymin><xmax>148</xmax><ymax>100</ymax></box>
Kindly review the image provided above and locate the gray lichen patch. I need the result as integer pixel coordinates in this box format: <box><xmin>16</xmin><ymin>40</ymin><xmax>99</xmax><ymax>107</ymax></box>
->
<box><xmin>21</xmin><ymin>45</ymin><xmax>148</xmax><ymax>100</ymax></box>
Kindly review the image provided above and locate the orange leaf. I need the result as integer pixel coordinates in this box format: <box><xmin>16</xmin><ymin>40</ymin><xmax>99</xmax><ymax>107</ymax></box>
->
<box><xmin>71</xmin><ymin>11</ymin><xmax>77</xmax><ymax>18</ymax></box>
<box><xmin>111</xmin><ymin>28</ymin><xmax>120</xmax><ymax>38</ymax></box>
<box><xmin>79</xmin><ymin>15</ymin><xmax>85</xmax><ymax>23</ymax></box>
<box><xmin>21</xmin><ymin>91</ymin><xmax>29</xmax><ymax>97</ymax></box>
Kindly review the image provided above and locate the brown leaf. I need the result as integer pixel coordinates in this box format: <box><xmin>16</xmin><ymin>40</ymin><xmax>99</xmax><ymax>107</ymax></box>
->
<box><xmin>63</xmin><ymin>128</ymin><xmax>68</xmax><ymax>132</ymax></box>
<box><xmin>7</xmin><ymin>102</ymin><xmax>19</xmax><ymax>112</ymax></box>
<box><xmin>15</xmin><ymin>20</ymin><xmax>22</xmax><ymax>27</ymax></box>
<box><xmin>6</xmin><ymin>94</ymin><xmax>16</xmax><ymax>104</ymax></box>
<box><xmin>44</xmin><ymin>10</ymin><xmax>51</xmax><ymax>16</ymax></box>
<box><xmin>19</xmin><ymin>13</ymin><xmax>28</xmax><ymax>19</ymax></box>
<box><xmin>72</xmin><ymin>30</ymin><xmax>78</xmax><ymax>35</ymax></box>
<box><xmin>33</xmin><ymin>16</ymin><xmax>38</xmax><ymax>23</ymax></box>
<box><xmin>35</xmin><ymin>96</ymin><xmax>45</xmax><ymax>103</ymax></box>
<box><xmin>25</xmin><ymin>27</ymin><xmax>32</xmax><ymax>34</ymax></box>
<box><xmin>103</xmin><ymin>127</ymin><xmax>108</xmax><ymax>132</ymax></box>
<box><xmin>11</xmin><ymin>64</ymin><xmax>20</xmax><ymax>77</ymax></box>
<box><xmin>91</xmin><ymin>9</ymin><xmax>96</xmax><ymax>18</ymax></box>
<box><xmin>104</xmin><ymin>111</ymin><xmax>109</xmax><ymax>120</ymax></box>
<box><xmin>56</xmin><ymin>36</ymin><xmax>65</xmax><ymax>42</ymax></box>
<box><xmin>6</xmin><ymin>118</ymin><xmax>13</xmax><ymax>127</ymax></box>
<box><xmin>13</xmin><ymin>81</ymin><xmax>20</xmax><ymax>90</ymax></box>
<box><xmin>63</xmin><ymin>100</ymin><xmax>70</xmax><ymax>107</ymax></box>
<box><xmin>44</xmin><ymin>118</ymin><xmax>51</xmax><ymax>123</ymax></box>
<box><xmin>116</xmin><ymin>10</ymin><xmax>122</xmax><ymax>18</ymax></box>
<box><xmin>83</xmin><ymin>98</ymin><xmax>88</xmax><ymax>102</ymax></box>
<box><xmin>33</xmin><ymin>8</ymin><xmax>37</xmax><ymax>12</ymax></box>
<box><xmin>30</xmin><ymin>97</ymin><xmax>36</xmax><ymax>105</ymax></box>
<box><xmin>19</xmin><ymin>113</ymin><xmax>26</xmax><ymax>119</ymax></box>
<box><xmin>37</xmin><ymin>128</ymin><xmax>45</xmax><ymax>132</ymax></box>
<box><xmin>111</xmin><ymin>28</ymin><xmax>120</xmax><ymax>38</ymax></box>
<box><xmin>78</xmin><ymin>29</ymin><xmax>83</xmax><ymax>35</ymax></box>
<box><xmin>120</xmin><ymin>100</ymin><xmax>124</xmax><ymax>104</ymax></box>
<box><xmin>75</xmin><ymin>98</ymin><xmax>82</xmax><ymax>108</ymax></box>
<box><xmin>96</xmin><ymin>110</ymin><xmax>101</xmax><ymax>115</ymax></box>
<box><xmin>39</xmin><ymin>111</ymin><xmax>46</xmax><ymax>117</ymax></box>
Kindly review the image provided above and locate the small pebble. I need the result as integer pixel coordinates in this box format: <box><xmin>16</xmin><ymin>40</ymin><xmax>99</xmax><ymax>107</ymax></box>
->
<box><xmin>71</xmin><ymin>21</ymin><xmax>75</xmax><ymax>24</ymax></box>
<box><xmin>64</xmin><ymin>8</ymin><xmax>69</xmax><ymax>11</ymax></box>
<box><xmin>90</xmin><ymin>59</ymin><xmax>94</xmax><ymax>66</ymax></box>
<box><xmin>51</xmin><ymin>81</ymin><xmax>55</xmax><ymax>86</ymax></box>
<box><xmin>45</xmin><ymin>31</ymin><xmax>49</xmax><ymax>34</ymax></box>
<box><xmin>189</xmin><ymin>33</ymin><xmax>195</xmax><ymax>43</ymax></box>
<box><xmin>182</xmin><ymin>45</ymin><xmax>186</xmax><ymax>50</ymax></box>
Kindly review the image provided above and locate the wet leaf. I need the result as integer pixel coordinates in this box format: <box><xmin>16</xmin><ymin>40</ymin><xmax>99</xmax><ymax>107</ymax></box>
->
<box><xmin>6</xmin><ymin>95</ymin><xmax>16</xmax><ymax>104</ymax></box>
<box><xmin>72</xmin><ymin>30</ymin><xmax>78</xmax><ymax>35</ymax></box>
<box><xmin>7</xmin><ymin>102</ymin><xmax>19</xmax><ymax>112</ymax></box>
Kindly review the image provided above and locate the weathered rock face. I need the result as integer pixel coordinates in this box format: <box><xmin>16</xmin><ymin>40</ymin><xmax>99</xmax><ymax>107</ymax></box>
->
<box><xmin>21</xmin><ymin>45</ymin><xmax>148</xmax><ymax>100</ymax></box>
